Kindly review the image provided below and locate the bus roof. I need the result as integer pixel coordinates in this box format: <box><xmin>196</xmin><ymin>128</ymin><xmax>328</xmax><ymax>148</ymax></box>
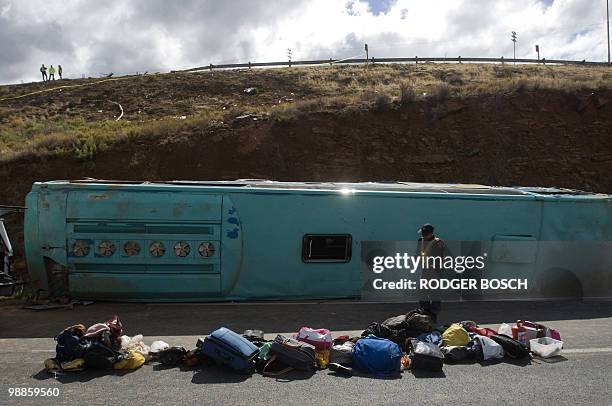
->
<box><xmin>32</xmin><ymin>179</ymin><xmax>611</xmax><ymax>201</ymax></box>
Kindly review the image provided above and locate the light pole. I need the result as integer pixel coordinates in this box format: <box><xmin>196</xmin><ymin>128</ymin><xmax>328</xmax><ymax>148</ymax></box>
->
<box><xmin>511</xmin><ymin>31</ymin><xmax>517</xmax><ymax>64</ymax></box>
<box><xmin>607</xmin><ymin>0</ymin><xmax>610</xmax><ymax>63</ymax></box>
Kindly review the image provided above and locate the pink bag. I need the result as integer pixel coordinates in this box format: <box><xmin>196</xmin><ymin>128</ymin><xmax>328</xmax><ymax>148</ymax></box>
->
<box><xmin>296</xmin><ymin>327</ymin><xmax>332</xmax><ymax>350</ymax></box>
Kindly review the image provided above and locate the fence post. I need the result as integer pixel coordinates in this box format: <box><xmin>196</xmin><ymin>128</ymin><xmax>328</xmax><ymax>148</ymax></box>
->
<box><xmin>415</xmin><ymin>56</ymin><xmax>418</xmax><ymax>64</ymax></box>
<box><xmin>209</xmin><ymin>64</ymin><xmax>213</xmax><ymax>71</ymax></box>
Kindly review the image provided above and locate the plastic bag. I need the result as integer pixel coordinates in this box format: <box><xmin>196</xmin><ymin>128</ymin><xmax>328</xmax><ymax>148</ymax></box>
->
<box><xmin>315</xmin><ymin>349</ymin><xmax>330</xmax><ymax>368</ymax></box>
<box><xmin>474</xmin><ymin>335</ymin><xmax>504</xmax><ymax>360</ymax></box>
<box><xmin>530</xmin><ymin>337</ymin><xmax>563</xmax><ymax>358</ymax></box>
<box><xmin>121</xmin><ymin>334</ymin><xmax>150</xmax><ymax>355</ymax></box>
<box><xmin>498</xmin><ymin>323</ymin><xmax>513</xmax><ymax>337</ymax></box>
<box><xmin>150</xmin><ymin>340</ymin><xmax>169</xmax><ymax>353</ymax></box>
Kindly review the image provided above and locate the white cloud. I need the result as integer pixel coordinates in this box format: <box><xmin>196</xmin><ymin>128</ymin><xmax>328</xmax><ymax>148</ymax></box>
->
<box><xmin>0</xmin><ymin>0</ymin><xmax>610</xmax><ymax>84</ymax></box>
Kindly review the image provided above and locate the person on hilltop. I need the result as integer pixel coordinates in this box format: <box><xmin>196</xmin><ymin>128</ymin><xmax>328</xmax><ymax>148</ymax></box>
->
<box><xmin>40</xmin><ymin>64</ymin><xmax>48</xmax><ymax>81</ymax></box>
<box><xmin>58</xmin><ymin>64</ymin><xmax>63</xmax><ymax>79</ymax></box>
<box><xmin>48</xmin><ymin>65</ymin><xmax>56</xmax><ymax>80</ymax></box>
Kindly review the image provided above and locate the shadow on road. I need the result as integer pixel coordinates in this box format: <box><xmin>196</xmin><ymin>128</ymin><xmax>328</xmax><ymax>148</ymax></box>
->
<box><xmin>1</xmin><ymin>300</ymin><xmax>611</xmax><ymax>338</ymax></box>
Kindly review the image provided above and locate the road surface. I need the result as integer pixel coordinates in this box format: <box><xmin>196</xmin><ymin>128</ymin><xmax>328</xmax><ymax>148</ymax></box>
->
<box><xmin>1</xmin><ymin>300</ymin><xmax>611</xmax><ymax>405</ymax></box>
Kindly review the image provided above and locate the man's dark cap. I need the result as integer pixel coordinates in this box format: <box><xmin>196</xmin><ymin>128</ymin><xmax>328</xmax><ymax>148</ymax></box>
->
<box><xmin>419</xmin><ymin>223</ymin><xmax>435</xmax><ymax>235</ymax></box>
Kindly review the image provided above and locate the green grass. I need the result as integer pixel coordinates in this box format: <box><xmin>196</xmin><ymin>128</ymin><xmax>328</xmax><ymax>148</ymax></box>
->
<box><xmin>0</xmin><ymin>108</ymin><xmax>223</xmax><ymax>162</ymax></box>
<box><xmin>1</xmin><ymin>63</ymin><xmax>611</xmax><ymax>162</ymax></box>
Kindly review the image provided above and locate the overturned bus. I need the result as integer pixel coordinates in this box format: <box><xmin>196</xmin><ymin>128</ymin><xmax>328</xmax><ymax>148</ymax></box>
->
<box><xmin>24</xmin><ymin>180</ymin><xmax>612</xmax><ymax>301</ymax></box>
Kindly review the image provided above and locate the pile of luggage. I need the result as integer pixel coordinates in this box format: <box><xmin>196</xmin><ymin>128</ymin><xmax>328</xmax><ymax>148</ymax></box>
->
<box><xmin>44</xmin><ymin>310</ymin><xmax>564</xmax><ymax>378</ymax></box>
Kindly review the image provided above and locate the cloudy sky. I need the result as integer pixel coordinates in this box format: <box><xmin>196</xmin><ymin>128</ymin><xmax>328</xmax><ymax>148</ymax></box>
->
<box><xmin>0</xmin><ymin>0</ymin><xmax>610</xmax><ymax>84</ymax></box>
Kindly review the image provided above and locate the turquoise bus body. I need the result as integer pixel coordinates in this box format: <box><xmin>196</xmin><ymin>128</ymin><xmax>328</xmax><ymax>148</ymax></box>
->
<box><xmin>24</xmin><ymin>180</ymin><xmax>612</xmax><ymax>301</ymax></box>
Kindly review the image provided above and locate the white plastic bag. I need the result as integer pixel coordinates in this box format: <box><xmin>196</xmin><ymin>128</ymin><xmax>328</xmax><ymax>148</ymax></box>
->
<box><xmin>530</xmin><ymin>337</ymin><xmax>563</xmax><ymax>358</ymax></box>
<box><xmin>150</xmin><ymin>340</ymin><xmax>169</xmax><ymax>353</ymax></box>
<box><xmin>475</xmin><ymin>335</ymin><xmax>504</xmax><ymax>360</ymax></box>
<box><xmin>498</xmin><ymin>323</ymin><xmax>513</xmax><ymax>337</ymax></box>
<box><xmin>121</xmin><ymin>334</ymin><xmax>150</xmax><ymax>355</ymax></box>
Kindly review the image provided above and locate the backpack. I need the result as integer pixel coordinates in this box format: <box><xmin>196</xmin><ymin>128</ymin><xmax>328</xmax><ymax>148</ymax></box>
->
<box><xmin>353</xmin><ymin>336</ymin><xmax>402</xmax><ymax>377</ymax></box>
<box><xmin>158</xmin><ymin>346</ymin><xmax>188</xmax><ymax>366</ymax></box>
<box><xmin>409</xmin><ymin>340</ymin><xmax>445</xmax><ymax>371</ymax></box>
<box><xmin>263</xmin><ymin>335</ymin><xmax>316</xmax><ymax>376</ymax></box>
<box><xmin>55</xmin><ymin>327</ymin><xmax>86</xmax><ymax>362</ymax></box>
<box><xmin>490</xmin><ymin>334</ymin><xmax>530</xmax><ymax>359</ymax></box>
<box><xmin>83</xmin><ymin>341</ymin><xmax>123</xmax><ymax>370</ymax></box>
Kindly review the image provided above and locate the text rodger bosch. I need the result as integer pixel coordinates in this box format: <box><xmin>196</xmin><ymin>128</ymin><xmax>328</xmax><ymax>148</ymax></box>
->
<box><xmin>370</xmin><ymin>253</ymin><xmax>528</xmax><ymax>290</ymax></box>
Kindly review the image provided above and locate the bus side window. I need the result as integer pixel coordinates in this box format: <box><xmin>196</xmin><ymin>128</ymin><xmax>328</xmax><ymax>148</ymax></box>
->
<box><xmin>302</xmin><ymin>234</ymin><xmax>352</xmax><ymax>263</ymax></box>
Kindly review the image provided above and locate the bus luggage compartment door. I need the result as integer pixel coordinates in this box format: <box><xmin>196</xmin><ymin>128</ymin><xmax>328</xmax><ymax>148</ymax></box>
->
<box><xmin>65</xmin><ymin>191</ymin><xmax>223</xmax><ymax>300</ymax></box>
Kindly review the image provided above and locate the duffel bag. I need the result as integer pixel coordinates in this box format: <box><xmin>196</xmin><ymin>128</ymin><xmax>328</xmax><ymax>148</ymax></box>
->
<box><xmin>296</xmin><ymin>327</ymin><xmax>332</xmax><ymax>350</ymax></box>
<box><xmin>382</xmin><ymin>314</ymin><xmax>407</xmax><ymax>329</ymax></box>
<box><xmin>490</xmin><ymin>334</ymin><xmax>530</xmax><ymax>359</ymax></box>
<box><xmin>353</xmin><ymin>336</ymin><xmax>402</xmax><ymax>377</ymax></box>
<box><xmin>263</xmin><ymin>335</ymin><xmax>316</xmax><ymax>376</ymax></box>
<box><xmin>410</xmin><ymin>340</ymin><xmax>444</xmax><ymax>371</ymax></box>
<box><xmin>201</xmin><ymin>327</ymin><xmax>260</xmax><ymax>374</ymax></box>
<box><xmin>405</xmin><ymin>309</ymin><xmax>432</xmax><ymax>332</ymax></box>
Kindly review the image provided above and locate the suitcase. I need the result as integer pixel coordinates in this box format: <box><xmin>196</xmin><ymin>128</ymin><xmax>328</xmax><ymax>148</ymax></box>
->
<box><xmin>200</xmin><ymin>327</ymin><xmax>260</xmax><ymax>374</ymax></box>
<box><xmin>410</xmin><ymin>340</ymin><xmax>444</xmax><ymax>371</ymax></box>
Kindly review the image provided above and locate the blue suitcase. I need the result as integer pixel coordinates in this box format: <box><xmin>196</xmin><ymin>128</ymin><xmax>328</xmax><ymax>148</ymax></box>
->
<box><xmin>201</xmin><ymin>327</ymin><xmax>260</xmax><ymax>373</ymax></box>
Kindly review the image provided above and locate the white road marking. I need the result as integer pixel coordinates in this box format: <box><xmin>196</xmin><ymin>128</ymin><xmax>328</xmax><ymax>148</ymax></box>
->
<box><xmin>563</xmin><ymin>347</ymin><xmax>612</xmax><ymax>354</ymax></box>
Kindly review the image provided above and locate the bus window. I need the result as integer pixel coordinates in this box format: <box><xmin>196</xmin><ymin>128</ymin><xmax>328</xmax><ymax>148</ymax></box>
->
<box><xmin>302</xmin><ymin>234</ymin><xmax>352</xmax><ymax>263</ymax></box>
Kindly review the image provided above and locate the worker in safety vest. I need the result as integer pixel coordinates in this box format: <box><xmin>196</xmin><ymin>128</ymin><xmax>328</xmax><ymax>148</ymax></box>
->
<box><xmin>416</xmin><ymin>223</ymin><xmax>446</xmax><ymax>323</ymax></box>
<box><xmin>48</xmin><ymin>65</ymin><xmax>56</xmax><ymax>80</ymax></box>
<box><xmin>40</xmin><ymin>64</ymin><xmax>47</xmax><ymax>81</ymax></box>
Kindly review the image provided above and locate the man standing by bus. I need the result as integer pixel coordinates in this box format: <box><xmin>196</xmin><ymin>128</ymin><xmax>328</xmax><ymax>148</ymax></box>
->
<box><xmin>416</xmin><ymin>223</ymin><xmax>446</xmax><ymax>323</ymax></box>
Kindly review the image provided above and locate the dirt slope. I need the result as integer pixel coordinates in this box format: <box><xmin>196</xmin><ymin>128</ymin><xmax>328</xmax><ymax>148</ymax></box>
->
<box><xmin>1</xmin><ymin>64</ymin><xmax>612</xmax><ymax>272</ymax></box>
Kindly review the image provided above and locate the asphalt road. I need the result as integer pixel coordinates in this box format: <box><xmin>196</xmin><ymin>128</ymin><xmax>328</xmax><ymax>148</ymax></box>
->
<box><xmin>1</xmin><ymin>300</ymin><xmax>611</xmax><ymax>405</ymax></box>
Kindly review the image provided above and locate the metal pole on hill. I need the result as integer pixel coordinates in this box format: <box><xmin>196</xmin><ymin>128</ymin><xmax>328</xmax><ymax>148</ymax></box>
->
<box><xmin>511</xmin><ymin>31</ymin><xmax>517</xmax><ymax>64</ymax></box>
<box><xmin>607</xmin><ymin>0</ymin><xmax>610</xmax><ymax>63</ymax></box>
